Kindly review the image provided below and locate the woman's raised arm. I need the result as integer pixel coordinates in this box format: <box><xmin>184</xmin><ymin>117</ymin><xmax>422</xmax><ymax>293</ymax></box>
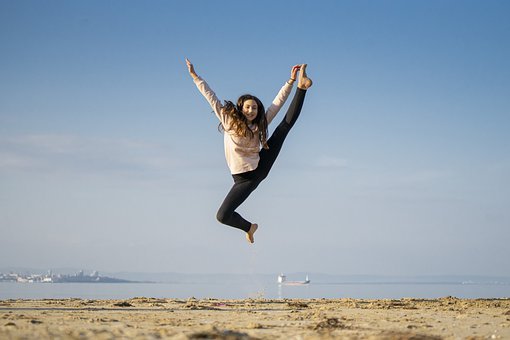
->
<box><xmin>186</xmin><ymin>58</ymin><xmax>227</xmax><ymax>125</ymax></box>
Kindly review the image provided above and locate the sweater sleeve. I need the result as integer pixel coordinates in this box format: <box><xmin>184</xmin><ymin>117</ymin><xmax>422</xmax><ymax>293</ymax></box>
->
<box><xmin>265</xmin><ymin>81</ymin><xmax>294</xmax><ymax>125</ymax></box>
<box><xmin>193</xmin><ymin>76</ymin><xmax>229</xmax><ymax>127</ymax></box>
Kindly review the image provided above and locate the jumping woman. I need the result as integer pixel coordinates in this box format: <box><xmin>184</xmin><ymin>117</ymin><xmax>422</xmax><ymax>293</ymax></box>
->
<box><xmin>186</xmin><ymin>59</ymin><xmax>312</xmax><ymax>243</ymax></box>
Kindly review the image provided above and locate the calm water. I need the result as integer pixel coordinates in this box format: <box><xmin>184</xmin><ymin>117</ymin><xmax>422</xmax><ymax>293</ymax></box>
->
<box><xmin>1</xmin><ymin>282</ymin><xmax>510</xmax><ymax>300</ymax></box>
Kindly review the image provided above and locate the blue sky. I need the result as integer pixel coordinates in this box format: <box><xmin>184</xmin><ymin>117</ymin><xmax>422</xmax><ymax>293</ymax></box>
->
<box><xmin>1</xmin><ymin>0</ymin><xmax>509</xmax><ymax>276</ymax></box>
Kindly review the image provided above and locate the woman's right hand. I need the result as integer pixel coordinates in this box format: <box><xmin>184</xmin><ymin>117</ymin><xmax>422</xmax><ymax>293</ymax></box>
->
<box><xmin>288</xmin><ymin>64</ymin><xmax>301</xmax><ymax>85</ymax></box>
<box><xmin>186</xmin><ymin>58</ymin><xmax>198</xmax><ymax>80</ymax></box>
<box><xmin>290</xmin><ymin>65</ymin><xmax>301</xmax><ymax>81</ymax></box>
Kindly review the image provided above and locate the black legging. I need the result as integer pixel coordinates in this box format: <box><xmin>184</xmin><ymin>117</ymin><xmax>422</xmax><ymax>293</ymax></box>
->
<box><xmin>216</xmin><ymin>88</ymin><xmax>307</xmax><ymax>232</ymax></box>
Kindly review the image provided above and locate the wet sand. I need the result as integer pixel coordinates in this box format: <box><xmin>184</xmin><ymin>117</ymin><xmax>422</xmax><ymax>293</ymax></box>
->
<box><xmin>1</xmin><ymin>297</ymin><xmax>510</xmax><ymax>339</ymax></box>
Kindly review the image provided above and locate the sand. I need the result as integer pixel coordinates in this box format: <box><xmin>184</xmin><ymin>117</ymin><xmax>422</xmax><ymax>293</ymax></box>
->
<box><xmin>1</xmin><ymin>297</ymin><xmax>510</xmax><ymax>339</ymax></box>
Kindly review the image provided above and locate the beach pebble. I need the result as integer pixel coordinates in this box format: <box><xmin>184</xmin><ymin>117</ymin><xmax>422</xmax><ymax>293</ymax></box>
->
<box><xmin>247</xmin><ymin>322</ymin><xmax>263</xmax><ymax>329</ymax></box>
<box><xmin>313</xmin><ymin>317</ymin><xmax>345</xmax><ymax>330</ymax></box>
<box><xmin>287</xmin><ymin>301</ymin><xmax>309</xmax><ymax>309</ymax></box>
<box><xmin>186</xmin><ymin>326</ymin><xmax>253</xmax><ymax>340</ymax></box>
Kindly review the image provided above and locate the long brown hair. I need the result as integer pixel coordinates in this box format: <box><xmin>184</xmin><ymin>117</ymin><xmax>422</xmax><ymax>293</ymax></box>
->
<box><xmin>219</xmin><ymin>94</ymin><xmax>269</xmax><ymax>149</ymax></box>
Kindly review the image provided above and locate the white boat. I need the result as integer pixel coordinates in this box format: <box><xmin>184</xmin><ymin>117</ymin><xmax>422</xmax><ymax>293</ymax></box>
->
<box><xmin>278</xmin><ymin>273</ymin><xmax>310</xmax><ymax>285</ymax></box>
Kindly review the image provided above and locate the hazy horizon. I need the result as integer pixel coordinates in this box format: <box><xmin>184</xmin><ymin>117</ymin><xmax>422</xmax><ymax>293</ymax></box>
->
<box><xmin>3</xmin><ymin>266</ymin><xmax>510</xmax><ymax>284</ymax></box>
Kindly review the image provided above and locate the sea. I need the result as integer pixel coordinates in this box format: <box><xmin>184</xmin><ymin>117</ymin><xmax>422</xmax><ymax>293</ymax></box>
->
<box><xmin>2</xmin><ymin>274</ymin><xmax>510</xmax><ymax>300</ymax></box>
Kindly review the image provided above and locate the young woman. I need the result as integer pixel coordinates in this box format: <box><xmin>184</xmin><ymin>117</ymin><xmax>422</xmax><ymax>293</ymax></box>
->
<box><xmin>186</xmin><ymin>58</ymin><xmax>312</xmax><ymax>243</ymax></box>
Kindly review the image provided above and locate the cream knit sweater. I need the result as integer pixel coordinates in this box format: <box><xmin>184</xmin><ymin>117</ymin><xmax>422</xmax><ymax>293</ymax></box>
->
<box><xmin>194</xmin><ymin>76</ymin><xmax>294</xmax><ymax>174</ymax></box>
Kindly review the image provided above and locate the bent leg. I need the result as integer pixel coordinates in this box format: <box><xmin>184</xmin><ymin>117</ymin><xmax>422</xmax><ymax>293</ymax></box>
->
<box><xmin>216</xmin><ymin>175</ymin><xmax>260</xmax><ymax>233</ymax></box>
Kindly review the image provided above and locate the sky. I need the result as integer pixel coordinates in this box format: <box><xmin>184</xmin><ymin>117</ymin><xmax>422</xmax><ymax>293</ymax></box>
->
<box><xmin>1</xmin><ymin>0</ymin><xmax>509</xmax><ymax>276</ymax></box>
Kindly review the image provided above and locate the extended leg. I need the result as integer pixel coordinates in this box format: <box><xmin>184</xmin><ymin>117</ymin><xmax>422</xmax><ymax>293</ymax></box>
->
<box><xmin>257</xmin><ymin>64</ymin><xmax>312</xmax><ymax>178</ymax></box>
<box><xmin>257</xmin><ymin>88</ymin><xmax>307</xmax><ymax>179</ymax></box>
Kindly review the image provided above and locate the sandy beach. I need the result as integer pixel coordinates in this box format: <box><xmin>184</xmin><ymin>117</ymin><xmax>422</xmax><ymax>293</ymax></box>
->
<box><xmin>1</xmin><ymin>297</ymin><xmax>509</xmax><ymax>339</ymax></box>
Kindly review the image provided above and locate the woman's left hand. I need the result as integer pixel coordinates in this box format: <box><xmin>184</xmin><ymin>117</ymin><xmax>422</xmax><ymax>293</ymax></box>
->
<box><xmin>186</xmin><ymin>58</ymin><xmax>199</xmax><ymax>80</ymax></box>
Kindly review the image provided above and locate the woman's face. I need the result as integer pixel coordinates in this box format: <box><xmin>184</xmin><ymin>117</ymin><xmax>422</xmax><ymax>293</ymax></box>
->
<box><xmin>242</xmin><ymin>99</ymin><xmax>258</xmax><ymax>122</ymax></box>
